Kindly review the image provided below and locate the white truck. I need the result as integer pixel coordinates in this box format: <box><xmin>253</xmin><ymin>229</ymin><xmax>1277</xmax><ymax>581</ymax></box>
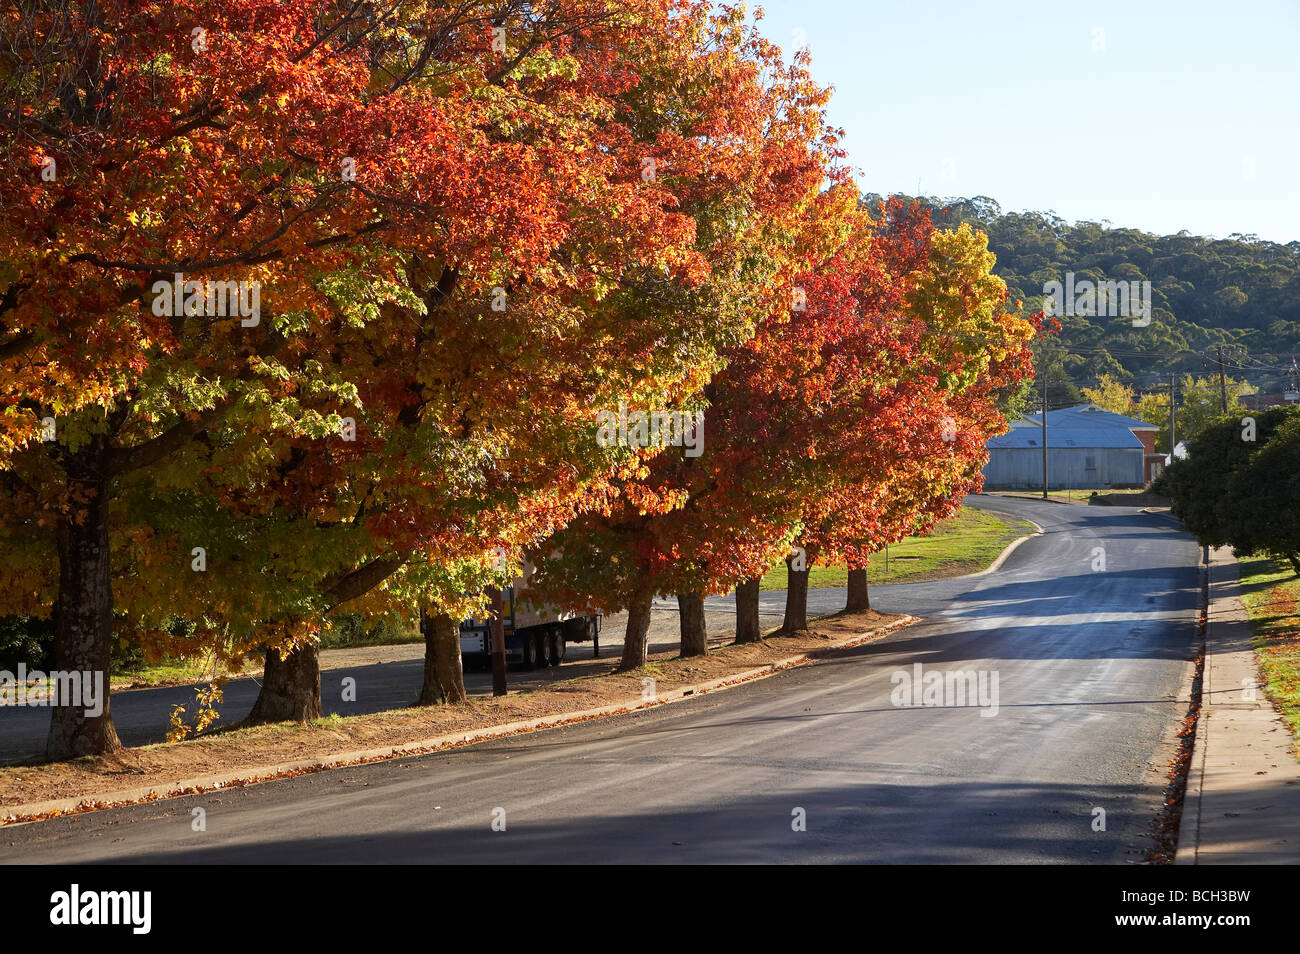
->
<box><xmin>457</xmin><ymin>575</ymin><xmax>602</xmax><ymax>671</ymax></box>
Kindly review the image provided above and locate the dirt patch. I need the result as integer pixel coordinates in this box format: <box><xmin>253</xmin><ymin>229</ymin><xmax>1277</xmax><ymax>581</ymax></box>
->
<box><xmin>0</xmin><ymin>610</ymin><xmax>907</xmax><ymax>821</ymax></box>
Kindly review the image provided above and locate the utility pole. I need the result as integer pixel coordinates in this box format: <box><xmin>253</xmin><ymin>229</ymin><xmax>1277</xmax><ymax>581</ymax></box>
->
<box><xmin>1169</xmin><ymin>372</ymin><xmax>1177</xmax><ymax>462</ymax></box>
<box><xmin>488</xmin><ymin>585</ymin><xmax>508</xmax><ymax>697</ymax></box>
<box><xmin>1041</xmin><ymin>371</ymin><xmax>1049</xmax><ymax>499</ymax></box>
<box><xmin>1216</xmin><ymin>345</ymin><xmax>1229</xmax><ymax>413</ymax></box>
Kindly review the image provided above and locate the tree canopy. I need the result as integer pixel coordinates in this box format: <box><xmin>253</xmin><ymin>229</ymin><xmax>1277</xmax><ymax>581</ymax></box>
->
<box><xmin>1162</xmin><ymin>406</ymin><xmax>1300</xmax><ymax>574</ymax></box>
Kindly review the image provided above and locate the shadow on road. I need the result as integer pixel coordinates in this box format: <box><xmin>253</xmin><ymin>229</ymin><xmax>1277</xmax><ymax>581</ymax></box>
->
<box><xmin>66</xmin><ymin>777</ymin><xmax>1152</xmax><ymax>864</ymax></box>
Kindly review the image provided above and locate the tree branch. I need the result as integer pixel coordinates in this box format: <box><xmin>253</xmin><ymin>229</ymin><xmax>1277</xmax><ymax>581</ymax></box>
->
<box><xmin>320</xmin><ymin>553</ymin><xmax>409</xmax><ymax>611</ymax></box>
<box><xmin>105</xmin><ymin>398</ymin><xmax>239</xmax><ymax>476</ymax></box>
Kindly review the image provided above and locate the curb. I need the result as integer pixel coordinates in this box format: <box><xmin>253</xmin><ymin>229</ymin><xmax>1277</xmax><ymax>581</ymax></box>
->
<box><xmin>2</xmin><ymin>615</ymin><xmax>917</xmax><ymax>826</ymax></box>
<box><xmin>1139</xmin><ymin>508</ymin><xmax>1183</xmax><ymax>529</ymax></box>
<box><xmin>971</xmin><ymin>524</ymin><xmax>1042</xmax><ymax>577</ymax></box>
<box><xmin>1174</xmin><ymin>551</ymin><xmax>1210</xmax><ymax>866</ymax></box>
<box><xmin>1174</xmin><ymin>693</ymin><xmax>1209</xmax><ymax>865</ymax></box>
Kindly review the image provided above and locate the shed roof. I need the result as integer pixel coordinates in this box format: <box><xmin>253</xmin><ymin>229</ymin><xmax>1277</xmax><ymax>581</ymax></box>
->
<box><xmin>1020</xmin><ymin>403</ymin><xmax>1158</xmax><ymax>431</ymax></box>
<box><xmin>988</xmin><ymin>426</ymin><xmax>1144</xmax><ymax>450</ymax></box>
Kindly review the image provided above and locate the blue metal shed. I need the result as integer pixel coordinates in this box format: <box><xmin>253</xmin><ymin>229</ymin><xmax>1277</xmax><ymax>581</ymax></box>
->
<box><xmin>982</xmin><ymin>404</ymin><xmax>1153</xmax><ymax>490</ymax></box>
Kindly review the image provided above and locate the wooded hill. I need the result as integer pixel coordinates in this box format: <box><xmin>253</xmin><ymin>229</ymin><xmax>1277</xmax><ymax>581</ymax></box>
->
<box><xmin>863</xmin><ymin>194</ymin><xmax>1300</xmax><ymax>399</ymax></box>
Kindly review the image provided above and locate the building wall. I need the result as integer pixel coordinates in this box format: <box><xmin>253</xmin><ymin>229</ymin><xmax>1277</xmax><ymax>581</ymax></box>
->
<box><xmin>1133</xmin><ymin>430</ymin><xmax>1161</xmax><ymax>484</ymax></box>
<box><xmin>1144</xmin><ymin>455</ymin><xmax>1165</xmax><ymax>483</ymax></box>
<box><xmin>982</xmin><ymin>447</ymin><xmax>1144</xmax><ymax>490</ymax></box>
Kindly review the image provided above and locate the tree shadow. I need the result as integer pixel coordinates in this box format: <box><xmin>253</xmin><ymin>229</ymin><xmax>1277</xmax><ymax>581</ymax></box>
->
<box><xmin>18</xmin><ymin>775</ymin><xmax>1162</xmax><ymax>865</ymax></box>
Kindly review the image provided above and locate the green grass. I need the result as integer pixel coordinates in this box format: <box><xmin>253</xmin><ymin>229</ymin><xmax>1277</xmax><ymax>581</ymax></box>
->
<box><xmin>1238</xmin><ymin>556</ymin><xmax>1300</xmax><ymax>749</ymax></box>
<box><xmin>318</xmin><ymin>616</ymin><xmax>421</xmax><ymax>650</ymax></box>
<box><xmin>111</xmin><ymin>658</ymin><xmax>255</xmax><ymax>690</ymax></box>
<box><xmin>760</xmin><ymin>506</ymin><xmax>1037</xmax><ymax>590</ymax></box>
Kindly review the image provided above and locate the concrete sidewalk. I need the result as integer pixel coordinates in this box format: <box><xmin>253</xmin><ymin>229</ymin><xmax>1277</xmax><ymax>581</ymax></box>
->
<box><xmin>1176</xmin><ymin>547</ymin><xmax>1300</xmax><ymax>864</ymax></box>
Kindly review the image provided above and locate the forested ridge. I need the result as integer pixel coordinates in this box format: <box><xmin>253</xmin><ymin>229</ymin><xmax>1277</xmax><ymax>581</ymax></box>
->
<box><xmin>865</xmin><ymin>194</ymin><xmax>1300</xmax><ymax>399</ymax></box>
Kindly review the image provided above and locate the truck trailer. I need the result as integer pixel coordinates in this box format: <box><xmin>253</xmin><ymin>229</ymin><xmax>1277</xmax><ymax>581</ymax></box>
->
<box><xmin>457</xmin><ymin>580</ymin><xmax>602</xmax><ymax>671</ymax></box>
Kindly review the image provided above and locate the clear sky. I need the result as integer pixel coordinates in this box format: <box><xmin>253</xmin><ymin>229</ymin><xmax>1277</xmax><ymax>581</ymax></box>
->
<box><xmin>749</xmin><ymin>0</ymin><xmax>1300</xmax><ymax>243</ymax></box>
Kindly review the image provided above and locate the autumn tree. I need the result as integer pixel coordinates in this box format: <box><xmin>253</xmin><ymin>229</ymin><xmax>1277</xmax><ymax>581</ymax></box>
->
<box><xmin>657</xmin><ymin>194</ymin><xmax>935</xmax><ymax>646</ymax></box>
<box><xmin>806</xmin><ymin>338</ymin><xmax>1036</xmax><ymax>618</ymax></box>
<box><xmin>527</xmin><ymin>17</ymin><xmax>849</xmax><ymax>669</ymax></box>
<box><xmin>0</xmin><ymin>0</ymin><xmax>766</xmax><ymax>754</ymax></box>
<box><xmin>1081</xmin><ymin>373</ymin><xmax>1136</xmax><ymax>415</ymax></box>
<box><xmin>763</xmin><ymin>214</ymin><xmax>1035</xmax><ymax>633</ymax></box>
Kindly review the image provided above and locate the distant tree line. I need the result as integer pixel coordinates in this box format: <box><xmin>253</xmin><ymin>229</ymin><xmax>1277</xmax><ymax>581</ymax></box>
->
<box><xmin>863</xmin><ymin>194</ymin><xmax>1300</xmax><ymax>401</ymax></box>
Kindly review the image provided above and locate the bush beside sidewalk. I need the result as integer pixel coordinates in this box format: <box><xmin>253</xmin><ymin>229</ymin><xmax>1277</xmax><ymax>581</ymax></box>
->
<box><xmin>1176</xmin><ymin>547</ymin><xmax>1300</xmax><ymax>864</ymax></box>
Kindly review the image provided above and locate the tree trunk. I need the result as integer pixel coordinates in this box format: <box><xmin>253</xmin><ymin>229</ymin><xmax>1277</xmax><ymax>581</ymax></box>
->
<box><xmin>618</xmin><ymin>591</ymin><xmax>654</xmax><ymax>672</ymax></box>
<box><xmin>46</xmin><ymin>460</ymin><xmax>122</xmax><ymax>760</ymax></box>
<box><xmin>247</xmin><ymin>642</ymin><xmax>321</xmax><ymax>723</ymax></box>
<box><xmin>419</xmin><ymin>611</ymin><xmax>466</xmax><ymax>705</ymax></box>
<box><xmin>782</xmin><ymin>556</ymin><xmax>809</xmax><ymax>633</ymax></box>
<box><xmin>735</xmin><ymin>576</ymin><xmax>762</xmax><ymax>643</ymax></box>
<box><xmin>677</xmin><ymin>591</ymin><xmax>708</xmax><ymax>657</ymax></box>
<box><xmin>1289</xmin><ymin>552</ymin><xmax>1300</xmax><ymax>578</ymax></box>
<box><xmin>845</xmin><ymin>566</ymin><xmax>870</xmax><ymax>613</ymax></box>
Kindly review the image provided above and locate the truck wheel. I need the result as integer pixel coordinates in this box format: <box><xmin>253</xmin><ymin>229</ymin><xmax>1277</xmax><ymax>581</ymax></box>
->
<box><xmin>522</xmin><ymin>634</ymin><xmax>539</xmax><ymax>670</ymax></box>
<box><xmin>547</xmin><ymin>630</ymin><xmax>565</xmax><ymax>666</ymax></box>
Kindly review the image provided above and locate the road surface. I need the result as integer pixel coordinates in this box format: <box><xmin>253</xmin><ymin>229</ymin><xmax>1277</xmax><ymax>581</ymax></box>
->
<box><xmin>1</xmin><ymin>495</ymin><xmax>1202</xmax><ymax>863</ymax></box>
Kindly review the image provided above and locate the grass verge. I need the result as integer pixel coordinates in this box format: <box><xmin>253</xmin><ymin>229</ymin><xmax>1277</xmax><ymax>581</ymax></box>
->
<box><xmin>111</xmin><ymin>658</ymin><xmax>257</xmax><ymax>691</ymax></box>
<box><xmin>760</xmin><ymin>505</ymin><xmax>1035</xmax><ymax>590</ymax></box>
<box><xmin>1238</xmin><ymin>555</ymin><xmax>1300</xmax><ymax>750</ymax></box>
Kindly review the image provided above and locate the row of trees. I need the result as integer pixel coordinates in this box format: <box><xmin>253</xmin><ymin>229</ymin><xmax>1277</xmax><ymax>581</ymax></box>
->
<box><xmin>0</xmin><ymin>0</ymin><xmax>1035</xmax><ymax>759</ymax></box>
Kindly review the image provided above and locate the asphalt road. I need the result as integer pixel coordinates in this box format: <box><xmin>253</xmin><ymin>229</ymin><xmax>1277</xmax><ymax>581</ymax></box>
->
<box><xmin>2</xmin><ymin>495</ymin><xmax>1202</xmax><ymax>863</ymax></box>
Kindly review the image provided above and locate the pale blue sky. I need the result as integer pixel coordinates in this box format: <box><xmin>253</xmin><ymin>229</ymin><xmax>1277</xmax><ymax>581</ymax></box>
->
<box><xmin>750</xmin><ymin>0</ymin><xmax>1300</xmax><ymax>242</ymax></box>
